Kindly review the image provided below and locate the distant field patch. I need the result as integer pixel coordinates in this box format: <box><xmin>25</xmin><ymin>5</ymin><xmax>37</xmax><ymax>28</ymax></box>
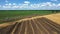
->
<box><xmin>0</xmin><ymin>10</ymin><xmax>59</xmax><ymax>24</ymax></box>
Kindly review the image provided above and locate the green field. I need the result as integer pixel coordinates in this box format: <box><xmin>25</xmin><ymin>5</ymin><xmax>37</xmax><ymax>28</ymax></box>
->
<box><xmin>0</xmin><ymin>10</ymin><xmax>52</xmax><ymax>19</ymax></box>
<box><xmin>0</xmin><ymin>10</ymin><xmax>59</xmax><ymax>24</ymax></box>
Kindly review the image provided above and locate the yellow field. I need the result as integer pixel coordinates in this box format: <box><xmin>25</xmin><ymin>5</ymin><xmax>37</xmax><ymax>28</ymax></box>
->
<box><xmin>44</xmin><ymin>13</ymin><xmax>60</xmax><ymax>25</ymax></box>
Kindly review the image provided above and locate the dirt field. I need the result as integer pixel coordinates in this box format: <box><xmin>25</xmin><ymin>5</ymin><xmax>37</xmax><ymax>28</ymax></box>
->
<box><xmin>0</xmin><ymin>13</ymin><xmax>60</xmax><ymax>34</ymax></box>
<box><xmin>43</xmin><ymin>13</ymin><xmax>60</xmax><ymax>25</ymax></box>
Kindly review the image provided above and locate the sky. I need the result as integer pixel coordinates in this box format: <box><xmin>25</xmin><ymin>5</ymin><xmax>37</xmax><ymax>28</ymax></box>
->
<box><xmin>0</xmin><ymin>0</ymin><xmax>60</xmax><ymax>10</ymax></box>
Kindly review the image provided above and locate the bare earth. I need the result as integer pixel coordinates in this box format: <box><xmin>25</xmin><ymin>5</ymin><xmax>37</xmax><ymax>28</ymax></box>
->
<box><xmin>43</xmin><ymin>13</ymin><xmax>60</xmax><ymax>25</ymax></box>
<box><xmin>0</xmin><ymin>13</ymin><xmax>60</xmax><ymax>34</ymax></box>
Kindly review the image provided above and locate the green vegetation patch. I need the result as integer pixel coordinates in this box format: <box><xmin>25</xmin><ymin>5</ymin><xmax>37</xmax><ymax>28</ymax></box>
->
<box><xmin>0</xmin><ymin>10</ymin><xmax>59</xmax><ymax>24</ymax></box>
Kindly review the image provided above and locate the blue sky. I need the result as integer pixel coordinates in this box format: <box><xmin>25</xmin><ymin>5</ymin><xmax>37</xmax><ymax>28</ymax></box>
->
<box><xmin>0</xmin><ymin>0</ymin><xmax>60</xmax><ymax>10</ymax></box>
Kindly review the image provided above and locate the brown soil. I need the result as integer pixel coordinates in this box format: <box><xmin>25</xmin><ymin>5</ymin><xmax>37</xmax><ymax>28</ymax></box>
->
<box><xmin>43</xmin><ymin>13</ymin><xmax>60</xmax><ymax>25</ymax></box>
<box><xmin>0</xmin><ymin>13</ymin><xmax>60</xmax><ymax>34</ymax></box>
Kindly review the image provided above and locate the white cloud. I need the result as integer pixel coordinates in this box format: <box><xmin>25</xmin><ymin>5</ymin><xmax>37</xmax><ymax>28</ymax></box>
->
<box><xmin>5</xmin><ymin>4</ymin><xmax>8</xmax><ymax>5</ymax></box>
<box><xmin>19</xmin><ymin>4</ymin><xmax>30</xmax><ymax>8</ymax></box>
<box><xmin>12</xmin><ymin>6</ymin><xmax>19</xmax><ymax>8</ymax></box>
<box><xmin>57</xmin><ymin>3</ymin><xmax>60</xmax><ymax>6</ymax></box>
<box><xmin>3</xmin><ymin>5</ymin><xmax>11</xmax><ymax>8</ymax></box>
<box><xmin>52</xmin><ymin>3</ymin><xmax>56</xmax><ymax>6</ymax></box>
<box><xmin>28</xmin><ymin>2</ymin><xmax>59</xmax><ymax>10</ymax></box>
<box><xmin>45</xmin><ymin>2</ymin><xmax>52</xmax><ymax>6</ymax></box>
<box><xmin>9</xmin><ymin>3</ymin><xmax>12</xmax><ymax>5</ymax></box>
<box><xmin>40</xmin><ymin>5</ymin><xmax>45</xmax><ymax>7</ymax></box>
<box><xmin>13</xmin><ymin>3</ymin><xmax>16</xmax><ymax>5</ymax></box>
<box><xmin>5</xmin><ymin>3</ymin><xmax>12</xmax><ymax>6</ymax></box>
<box><xmin>30</xmin><ymin>4</ymin><xmax>40</xmax><ymax>8</ymax></box>
<box><xmin>24</xmin><ymin>1</ymin><xmax>30</xmax><ymax>4</ymax></box>
<box><xmin>38</xmin><ymin>2</ymin><xmax>52</xmax><ymax>7</ymax></box>
<box><xmin>1</xmin><ymin>2</ymin><xmax>60</xmax><ymax>10</ymax></box>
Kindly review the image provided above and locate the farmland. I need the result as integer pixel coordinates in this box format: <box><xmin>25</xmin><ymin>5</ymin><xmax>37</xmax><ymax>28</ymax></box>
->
<box><xmin>0</xmin><ymin>10</ymin><xmax>53</xmax><ymax>23</ymax></box>
<box><xmin>0</xmin><ymin>13</ymin><xmax>60</xmax><ymax>34</ymax></box>
<box><xmin>0</xmin><ymin>10</ymin><xmax>60</xmax><ymax>23</ymax></box>
<box><xmin>0</xmin><ymin>10</ymin><xmax>52</xmax><ymax>19</ymax></box>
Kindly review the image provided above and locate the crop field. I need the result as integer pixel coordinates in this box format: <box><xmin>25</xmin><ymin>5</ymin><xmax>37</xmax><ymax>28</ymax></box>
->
<box><xmin>0</xmin><ymin>10</ymin><xmax>53</xmax><ymax>19</ymax></box>
<box><xmin>0</xmin><ymin>13</ymin><xmax>60</xmax><ymax>34</ymax></box>
<box><xmin>0</xmin><ymin>10</ymin><xmax>54</xmax><ymax>23</ymax></box>
<box><xmin>0</xmin><ymin>10</ymin><xmax>60</xmax><ymax>24</ymax></box>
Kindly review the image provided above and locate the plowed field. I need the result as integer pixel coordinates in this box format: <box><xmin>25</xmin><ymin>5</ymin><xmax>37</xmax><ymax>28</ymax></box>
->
<box><xmin>0</xmin><ymin>13</ymin><xmax>60</xmax><ymax>34</ymax></box>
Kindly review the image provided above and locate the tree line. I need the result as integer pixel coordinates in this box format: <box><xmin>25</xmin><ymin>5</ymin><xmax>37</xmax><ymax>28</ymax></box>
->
<box><xmin>51</xmin><ymin>10</ymin><xmax>60</xmax><ymax>13</ymax></box>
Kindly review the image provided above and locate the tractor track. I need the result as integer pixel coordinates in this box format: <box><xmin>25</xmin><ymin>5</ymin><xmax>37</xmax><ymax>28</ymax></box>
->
<box><xmin>0</xmin><ymin>17</ymin><xmax>60</xmax><ymax>34</ymax></box>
